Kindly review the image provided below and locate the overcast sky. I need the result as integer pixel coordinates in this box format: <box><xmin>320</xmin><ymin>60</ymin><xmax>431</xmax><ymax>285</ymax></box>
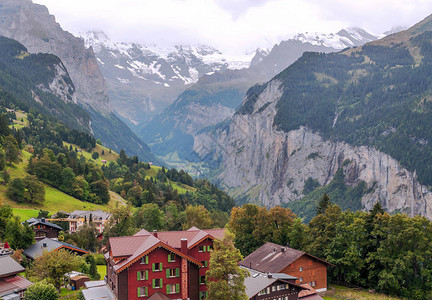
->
<box><xmin>33</xmin><ymin>0</ymin><xmax>432</xmax><ymax>55</ymax></box>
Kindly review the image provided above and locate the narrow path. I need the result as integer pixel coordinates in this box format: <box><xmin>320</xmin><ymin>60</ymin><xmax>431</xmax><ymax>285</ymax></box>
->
<box><xmin>109</xmin><ymin>191</ymin><xmax>126</xmax><ymax>206</ymax></box>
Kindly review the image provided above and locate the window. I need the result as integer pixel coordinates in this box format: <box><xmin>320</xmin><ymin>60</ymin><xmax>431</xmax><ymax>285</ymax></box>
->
<box><xmin>152</xmin><ymin>262</ymin><xmax>162</xmax><ymax>272</ymax></box>
<box><xmin>168</xmin><ymin>253</ymin><xmax>175</xmax><ymax>262</ymax></box>
<box><xmin>278</xmin><ymin>284</ymin><xmax>286</xmax><ymax>290</ymax></box>
<box><xmin>258</xmin><ymin>289</ymin><xmax>266</xmax><ymax>295</ymax></box>
<box><xmin>140</xmin><ymin>256</ymin><xmax>148</xmax><ymax>264</ymax></box>
<box><xmin>299</xmin><ymin>277</ymin><xmax>303</xmax><ymax>283</ymax></box>
<box><xmin>272</xmin><ymin>286</ymin><xmax>276</xmax><ymax>292</ymax></box>
<box><xmin>166</xmin><ymin>268</ymin><xmax>180</xmax><ymax>278</ymax></box>
<box><xmin>201</xmin><ymin>261</ymin><xmax>208</xmax><ymax>268</ymax></box>
<box><xmin>207</xmin><ymin>245</ymin><xmax>214</xmax><ymax>252</ymax></box>
<box><xmin>200</xmin><ymin>291</ymin><xmax>207</xmax><ymax>299</ymax></box>
<box><xmin>152</xmin><ymin>278</ymin><xmax>163</xmax><ymax>289</ymax></box>
<box><xmin>166</xmin><ymin>284</ymin><xmax>179</xmax><ymax>294</ymax></box>
<box><xmin>312</xmin><ymin>281</ymin><xmax>316</xmax><ymax>287</ymax></box>
<box><xmin>137</xmin><ymin>287</ymin><xmax>147</xmax><ymax>297</ymax></box>
<box><xmin>299</xmin><ymin>267</ymin><xmax>303</xmax><ymax>271</ymax></box>
<box><xmin>200</xmin><ymin>275</ymin><xmax>206</xmax><ymax>285</ymax></box>
<box><xmin>137</xmin><ymin>270</ymin><xmax>148</xmax><ymax>281</ymax></box>
<box><xmin>199</xmin><ymin>246</ymin><xmax>204</xmax><ymax>252</ymax></box>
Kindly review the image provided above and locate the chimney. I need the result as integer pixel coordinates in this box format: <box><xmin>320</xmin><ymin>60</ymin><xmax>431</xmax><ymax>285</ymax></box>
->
<box><xmin>41</xmin><ymin>218</ymin><xmax>45</xmax><ymax>223</ymax></box>
<box><xmin>249</xmin><ymin>262</ymin><xmax>252</xmax><ymax>268</ymax></box>
<box><xmin>181</xmin><ymin>238</ymin><xmax>188</xmax><ymax>254</ymax></box>
<box><xmin>42</xmin><ymin>242</ymin><xmax>47</xmax><ymax>248</ymax></box>
<box><xmin>281</xmin><ymin>247</ymin><xmax>285</xmax><ymax>252</ymax></box>
<box><xmin>153</xmin><ymin>230</ymin><xmax>158</xmax><ymax>238</ymax></box>
<box><xmin>267</xmin><ymin>273</ymin><xmax>272</xmax><ymax>278</ymax></box>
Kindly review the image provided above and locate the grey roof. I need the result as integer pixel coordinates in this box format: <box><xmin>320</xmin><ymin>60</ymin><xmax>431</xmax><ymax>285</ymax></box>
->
<box><xmin>81</xmin><ymin>285</ymin><xmax>116</xmax><ymax>300</ymax></box>
<box><xmin>272</xmin><ymin>273</ymin><xmax>298</xmax><ymax>280</ymax></box>
<box><xmin>25</xmin><ymin>218</ymin><xmax>63</xmax><ymax>231</ymax></box>
<box><xmin>23</xmin><ymin>238</ymin><xmax>88</xmax><ymax>260</ymax></box>
<box><xmin>241</xmin><ymin>267</ymin><xmax>279</xmax><ymax>298</ymax></box>
<box><xmin>84</xmin><ymin>281</ymin><xmax>106</xmax><ymax>289</ymax></box>
<box><xmin>67</xmin><ymin>210</ymin><xmax>111</xmax><ymax>221</ymax></box>
<box><xmin>0</xmin><ymin>256</ymin><xmax>25</xmax><ymax>278</ymax></box>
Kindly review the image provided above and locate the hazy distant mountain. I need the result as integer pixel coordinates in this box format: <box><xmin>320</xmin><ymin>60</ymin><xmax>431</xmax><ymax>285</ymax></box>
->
<box><xmin>139</xmin><ymin>28</ymin><xmax>379</xmax><ymax>171</ymax></box>
<box><xmin>80</xmin><ymin>31</ymin><xmax>254</xmax><ymax>125</ymax></box>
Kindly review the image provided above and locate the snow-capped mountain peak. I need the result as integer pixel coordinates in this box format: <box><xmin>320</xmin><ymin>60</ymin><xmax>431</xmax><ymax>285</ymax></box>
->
<box><xmin>78</xmin><ymin>31</ymin><xmax>253</xmax><ymax>87</ymax></box>
<box><xmin>293</xmin><ymin>27</ymin><xmax>378</xmax><ymax>50</ymax></box>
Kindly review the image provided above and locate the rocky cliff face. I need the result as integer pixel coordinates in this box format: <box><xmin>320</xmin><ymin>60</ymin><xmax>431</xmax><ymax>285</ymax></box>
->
<box><xmin>195</xmin><ymin>81</ymin><xmax>432</xmax><ymax>218</ymax></box>
<box><xmin>0</xmin><ymin>0</ymin><xmax>110</xmax><ymax>112</ymax></box>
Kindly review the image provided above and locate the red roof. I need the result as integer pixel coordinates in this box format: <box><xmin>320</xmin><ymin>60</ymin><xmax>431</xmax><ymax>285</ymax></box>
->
<box><xmin>0</xmin><ymin>276</ymin><xmax>33</xmax><ymax>296</ymax></box>
<box><xmin>108</xmin><ymin>227</ymin><xmax>225</xmax><ymax>273</ymax></box>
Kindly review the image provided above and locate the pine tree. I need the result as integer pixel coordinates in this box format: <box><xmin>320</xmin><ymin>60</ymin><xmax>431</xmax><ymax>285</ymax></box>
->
<box><xmin>316</xmin><ymin>193</ymin><xmax>331</xmax><ymax>215</ymax></box>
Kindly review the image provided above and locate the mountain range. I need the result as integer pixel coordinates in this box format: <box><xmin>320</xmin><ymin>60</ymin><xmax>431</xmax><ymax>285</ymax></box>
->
<box><xmin>193</xmin><ymin>14</ymin><xmax>432</xmax><ymax>220</ymax></box>
<box><xmin>132</xmin><ymin>28</ymin><xmax>380</xmax><ymax>171</ymax></box>
<box><xmin>0</xmin><ymin>0</ymin><xmax>158</xmax><ymax>162</ymax></box>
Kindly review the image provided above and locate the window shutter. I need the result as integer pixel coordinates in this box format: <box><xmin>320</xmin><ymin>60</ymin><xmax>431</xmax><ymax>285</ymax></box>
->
<box><xmin>145</xmin><ymin>271</ymin><xmax>148</xmax><ymax>280</ymax></box>
<box><xmin>160</xmin><ymin>262</ymin><xmax>163</xmax><ymax>270</ymax></box>
<box><xmin>152</xmin><ymin>263</ymin><xmax>155</xmax><ymax>272</ymax></box>
<box><xmin>137</xmin><ymin>287</ymin><xmax>141</xmax><ymax>297</ymax></box>
<box><xmin>205</xmin><ymin>261</ymin><xmax>208</xmax><ymax>267</ymax></box>
<box><xmin>145</xmin><ymin>287</ymin><xmax>148</xmax><ymax>296</ymax></box>
<box><xmin>145</xmin><ymin>255</ymin><xmax>148</xmax><ymax>264</ymax></box>
<box><xmin>166</xmin><ymin>284</ymin><xmax>170</xmax><ymax>294</ymax></box>
<box><xmin>137</xmin><ymin>271</ymin><xmax>141</xmax><ymax>281</ymax></box>
<box><xmin>160</xmin><ymin>278</ymin><xmax>163</xmax><ymax>288</ymax></box>
<box><xmin>176</xmin><ymin>283</ymin><xmax>179</xmax><ymax>293</ymax></box>
<box><xmin>152</xmin><ymin>279</ymin><xmax>155</xmax><ymax>288</ymax></box>
<box><xmin>176</xmin><ymin>268</ymin><xmax>179</xmax><ymax>277</ymax></box>
<box><xmin>168</xmin><ymin>253</ymin><xmax>170</xmax><ymax>262</ymax></box>
<box><xmin>166</xmin><ymin>268</ymin><xmax>170</xmax><ymax>278</ymax></box>
<box><xmin>203</xmin><ymin>245</ymin><xmax>207</xmax><ymax>252</ymax></box>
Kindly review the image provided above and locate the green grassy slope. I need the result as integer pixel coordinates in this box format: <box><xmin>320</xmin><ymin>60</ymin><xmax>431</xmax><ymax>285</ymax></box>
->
<box><xmin>1</xmin><ymin>150</ymin><xmax>120</xmax><ymax>221</ymax></box>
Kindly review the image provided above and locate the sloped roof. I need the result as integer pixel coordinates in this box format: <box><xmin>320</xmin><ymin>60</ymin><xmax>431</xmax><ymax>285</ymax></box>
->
<box><xmin>109</xmin><ymin>227</ymin><xmax>226</xmax><ymax>273</ymax></box>
<box><xmin>23</xmin><ymin>238</ymin><xmax>88</xmax><ymax>260</ymax></box>
<box><xmin>81</xmin><ymin>284</ymin><xmax>116</xmax><ymax>300</ymax></box>
<box><xmin>240</xmin><ymin>242</ymin><xmax>331</xmax><ymax>273</ymax></box>
<box><xmin>67</xmin><ymin>210</ymin><xmax>110</xmax><ymax>221</ymax></box>
<box><xmin>299</xmin><ymin>284</ymin><xmax>324</xmax><ymax>300</ymax></box>
<box><xmin>133</xmin><ymin>228</ymin><xmax>225</xmax><ymax>249</ymax></box>
<box><xmin>109</xmin><ymin>235</ymin><xmax>151</xmax><ymax>257</ymax></box>
<box><xmin>25</xmin><ymin>218</ymin><xmax>63</xmax><ymax>231</ymax></box>
<box><xmin>0</xmin><ymin>276</ymin><xmax>33</xmax><ymax>297</ymax></box>
<box><xmin>241</xmin><ymin>266</ymin><xmax>305</xmax><ymax>298</ymax></box>
<box><xmin>0</xmin><ymin>256</ymin><xmax>25</xmax><ymax>278</ymax></box>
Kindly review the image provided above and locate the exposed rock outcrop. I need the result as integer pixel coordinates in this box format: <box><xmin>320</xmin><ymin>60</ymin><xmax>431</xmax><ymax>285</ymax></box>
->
<box><xmin>195</xmin><ymin>81</ymin><xmax>432</xmax><ymax>218</ymax></box>
<box><xmin>0</xmin><ymin>0</ymin><xmax>111</xmax><ymax>112</ymax></box>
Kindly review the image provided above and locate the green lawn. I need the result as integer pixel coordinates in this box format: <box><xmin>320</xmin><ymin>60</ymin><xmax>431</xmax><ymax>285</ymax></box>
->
<box><xmin>97</xmin><ymin>265</ymin><xmax>106</xmax><ymax>279</ymax></box>
<box><xmin>323</xmin><ymin>285</ymin><xmax>401</xmax><ymax>300</ymax></box>
<box><xmin>63</xmin><ymin>142</ymin><xmax>119</xmax><ymax>166</ymax></box>
<box><xmin>12</xmin><ymin>208</ymin><xmax>39</xmax><ymax>221</ymax></box>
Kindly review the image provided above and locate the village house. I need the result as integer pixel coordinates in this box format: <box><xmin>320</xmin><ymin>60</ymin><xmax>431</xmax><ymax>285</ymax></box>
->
<box><xmin>241</xmin><ymin>266</ymin><xmax>307</xmax><ymax>300</ymax></box>
<box><xmin>104</xmin><ymin>227</ymin><xmax>224</xmax><ymax>300</ymax></box>
<box><xmin>240</xmin><ymin>242</ymin><xmax>332</xmax><ymax>292</ymax></box>
<box><xmin>0</xmin><ymin>255</ymin><xmax>33</xmax><ymax>299</ymax></box>
<box><xmin>66</xmin><ymin>210</ymin><xmax>111</xmax><ymax>234</ymax></box>
<box><xmin>23</xmin><ymin>237</ymin><xmax>88</xmax><ymax>260</ymax></box>
<box><xmin>24</xmin><ymin>218</ymin><xmax>63</xmax><ymax>241</ymax></box>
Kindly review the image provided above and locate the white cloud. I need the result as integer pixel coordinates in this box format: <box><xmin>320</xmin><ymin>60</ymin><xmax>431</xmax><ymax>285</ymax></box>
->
<box><xmin>33</xmin><ymin>0</ymin><xmax>432</xmax><ymax>54</ymax></box>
